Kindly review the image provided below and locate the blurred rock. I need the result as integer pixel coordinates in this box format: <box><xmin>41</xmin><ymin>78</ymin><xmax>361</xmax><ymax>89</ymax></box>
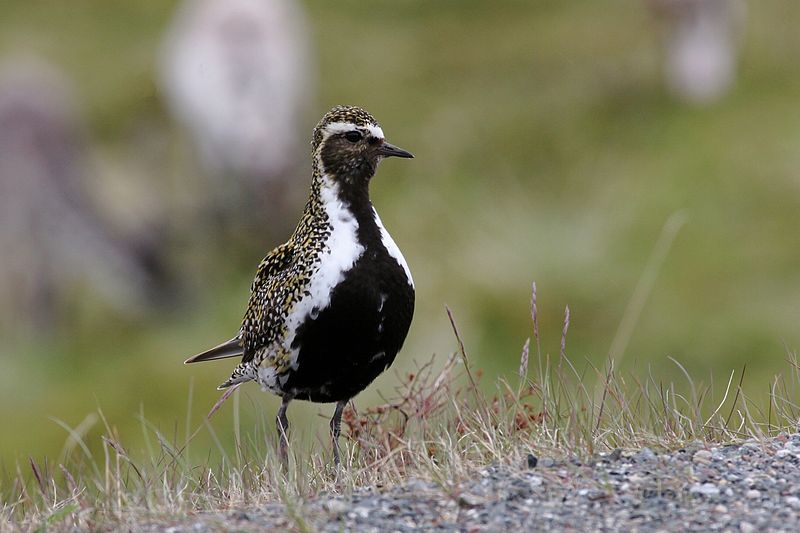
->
<box><xmin>0</xmin><ymin>57</ymin><xmax>174</xmax><ymax>337</ymax></box>
<box><xmin>649</xmin><ymin>0</ymin><xmax>747</xmax><ymax>105</ymax></box>
<box><xmin>159</xmin><ymin>0</ymin><xmax>314</xmax><ymax>240</ymax></box>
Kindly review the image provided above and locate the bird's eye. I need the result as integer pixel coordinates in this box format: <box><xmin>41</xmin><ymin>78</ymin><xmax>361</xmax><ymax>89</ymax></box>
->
<box><xmin>344</xmin><ymin>131</ymin><xmax>362</xmax><ymax>143</ymax></box>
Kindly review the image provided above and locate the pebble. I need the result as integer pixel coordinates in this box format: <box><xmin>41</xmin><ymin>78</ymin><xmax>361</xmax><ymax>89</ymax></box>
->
<box><xmin>352</xmin><ymin>506</ymin><xmax>370</xmax><ymax>519</ymax></box>
<box><xmin>458</xmin><ymin>493</ymin><xmax>485</xmax><ymax>508</ymax></box>
<box><xmin>322</xmin><ymin>499</ymin><xmax>348</xmax><ymax>516</ymax></box>
<box><xmin>634</xmin><ymin>448</ymin><xmax>656</xmax><ymax>462</ymax></box>
<box><xmin>135</xmin><ymin>434</ymin><xmax>800</xmax><ymax>532</ymax></box>
<box><xmin>229</xmin><ymin>511</ymin><xmax>251</xmax><ymax>521</ymax></box>
<box><xmin>527</xmin><ymin>454</ymin><xmax>538</xmax><ymax>468</ymax></box>
<box><xmin>693</xmin><ymin>450</ymin><xmax>713</xmax><ymax>465</ymax></box>
<box><xmin>690</xmin><ymin>483</ymin><xmax>720</xmax><ymax>496</ymax></box>
<box><xmin>606</xmin><ymin>449</ymin><xmax>623</xmax><ymax>462</ymax></box>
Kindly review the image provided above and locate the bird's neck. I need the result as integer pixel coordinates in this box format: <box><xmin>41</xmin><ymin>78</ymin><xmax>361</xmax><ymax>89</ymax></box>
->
<box><xmin>303</xmin><ymin>161</ymin><xmax>381</xmax><ymax>247</ymax></box>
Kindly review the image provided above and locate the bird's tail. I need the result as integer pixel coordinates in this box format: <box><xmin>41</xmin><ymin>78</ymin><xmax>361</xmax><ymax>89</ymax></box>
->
<box><xmin>217</xmin><ymin>362</ymin><xmax>255</xmax><ymax>390</ymax></box>
<box><xmin>184</xmin><ymin>336</ymin><xmax>243</xmax><ymax>364</ymax></box>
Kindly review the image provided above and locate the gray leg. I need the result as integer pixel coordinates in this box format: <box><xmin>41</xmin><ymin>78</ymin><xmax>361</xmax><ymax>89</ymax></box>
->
<box><xmin>330</xmin><ymin>400</ymin><xmax>347</xmax><ymax>466</ymax></box>
<box><xmin>276</xmin><ymin>396</ymin><xmax>291</xmax><ymax>465</ymax></box>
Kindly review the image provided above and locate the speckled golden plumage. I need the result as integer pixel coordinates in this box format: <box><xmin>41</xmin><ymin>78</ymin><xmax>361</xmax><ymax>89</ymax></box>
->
<box><xmin>218</xmin><ymin>108</ymin><xmax>384</xmax><ymax>387</ymax></box>
<box><xmin>185</xmin><ymin>105</ymin><xmax>415</xmax><ymax>465</ymax></box>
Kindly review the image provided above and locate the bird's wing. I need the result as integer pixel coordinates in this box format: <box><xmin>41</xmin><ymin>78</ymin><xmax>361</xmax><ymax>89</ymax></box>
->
<box><xmin>239</xmin><ymin>241</ymin><xmax>296</xmax><ymax>363</ymax></box>
<box><xmin>184</xmin><ymin>241</ymin><xmax>295</xmax><ymax>366</ymax></box>
<box><xmin>183</xmin><ymin>335</ymin><xmax>242</xmax><ymax>364</ymax></box>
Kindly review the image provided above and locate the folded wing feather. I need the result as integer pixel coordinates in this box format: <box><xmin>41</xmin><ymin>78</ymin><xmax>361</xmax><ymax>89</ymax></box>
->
<box><xmin>184</xmin><ymin>336</ymin><xmax>243</xmax><ymax>364</ymax></box>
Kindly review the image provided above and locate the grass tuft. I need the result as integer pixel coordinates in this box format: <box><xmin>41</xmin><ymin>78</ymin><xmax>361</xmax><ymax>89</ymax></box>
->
<box><xmin>2</xmin><ymin>284</ymin><xmax>798</xmax><ymax>530</ymax></box>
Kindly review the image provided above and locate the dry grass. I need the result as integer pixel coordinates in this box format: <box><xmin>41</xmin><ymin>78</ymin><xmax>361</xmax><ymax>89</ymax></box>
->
<box><xmin>2</xmin><ymin>284</ymin><xmax>799</xmax><ymax>531</ymax></box>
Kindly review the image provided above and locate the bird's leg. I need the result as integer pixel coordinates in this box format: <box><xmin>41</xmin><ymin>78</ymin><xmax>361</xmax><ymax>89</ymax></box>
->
<box><xmin>276</xmin><ymin>396</ymin><xmax>291</xmax><ymax>466</ymax></box>
<box><xmin>330</xmin><ymin>400</ymin><xmax>347</xmax><ymax>466</ymax></box>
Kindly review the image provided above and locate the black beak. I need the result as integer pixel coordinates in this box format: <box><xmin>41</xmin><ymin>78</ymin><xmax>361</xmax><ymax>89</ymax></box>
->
<box><xmin>378</xmin><ymin>141</ymin><xmax>414</xmax><ymax>159</ymax></box>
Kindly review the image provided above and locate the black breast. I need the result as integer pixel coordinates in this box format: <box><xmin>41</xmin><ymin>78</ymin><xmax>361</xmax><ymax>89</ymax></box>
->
<box><xmin>283</xmin><ymin>207</ymin><xmax>414</xmax><ymax>403</ymax></box>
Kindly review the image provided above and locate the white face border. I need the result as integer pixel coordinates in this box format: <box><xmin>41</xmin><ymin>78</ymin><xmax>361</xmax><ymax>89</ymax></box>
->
<box><xmin>322</xmin><ymin>121</ymin><xmax>385</xmax><ymax>140</ymax></box>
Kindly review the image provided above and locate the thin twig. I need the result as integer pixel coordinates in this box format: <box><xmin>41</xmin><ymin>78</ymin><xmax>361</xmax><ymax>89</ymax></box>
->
<box><xmin>725</xmin><ymin>364</ymin><xmax>747</xmax><ymax>429</ymax></box>
<box><xmin>445</xmin><ymin>305</ymin><xmax>489</xmax><ymax>414</ymax></box>
<box><xmin>560</xmin><ymin>305</ymin><xmax>570</xmax><ymax>360</ymax></box>
<box><xmin>608</xmin><ymin>212</ymin><xmax>687</xmax><ymax>364</ymax></box>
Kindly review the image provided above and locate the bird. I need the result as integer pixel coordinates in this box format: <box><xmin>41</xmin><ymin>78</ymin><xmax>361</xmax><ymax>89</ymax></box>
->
<box><xmin>0</xmin><ymin>56</ymin><xmax>173</xmax><ymax>338</ymax></box>
<box><xmin>185</xmin><ymin>105</ymin><xmax>415</xmax><ymax>465</ymax></box>
<box><xmin>159</xmin><ymin>0</ymin><xmax>313</xmax><ymax>242</ymax></box>
<box><xmin>648</xmin><ymin>0</ymin><xmax>746</xmax><ymax>105</ymax></box>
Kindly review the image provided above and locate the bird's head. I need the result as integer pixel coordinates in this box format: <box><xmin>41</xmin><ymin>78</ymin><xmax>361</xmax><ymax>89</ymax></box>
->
<box><xmin>311</xmin><ymin>105</ymin><xmax>413</xmax><ymax>185</ymax></box>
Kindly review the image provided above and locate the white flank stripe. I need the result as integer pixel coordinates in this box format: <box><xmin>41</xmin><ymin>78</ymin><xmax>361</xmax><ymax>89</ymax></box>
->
<box><xmin>282</xmin><ymin>176</ymin><xmax>365</xmax><ymax>361</ymax></box>
<box><xmin>373</xmin><ymin>208</ymin><xmax>413</xmax><ymax>288</ymax></box>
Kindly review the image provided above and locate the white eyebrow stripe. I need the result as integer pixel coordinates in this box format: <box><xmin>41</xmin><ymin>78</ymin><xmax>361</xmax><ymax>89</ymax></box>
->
<box><xmin>323</xmin><ymin>122</ymin><xmax>385</xmax><ymax>140</ymax></box>
<box><xmin>324</xmin><ymin>122</ymin><xmax>357</xmax><ymax>134</ymax></box>
<box><xmin>366</xmin><ymin>125</ymin><xmax>385</xmax><ymax>139</ymax></box>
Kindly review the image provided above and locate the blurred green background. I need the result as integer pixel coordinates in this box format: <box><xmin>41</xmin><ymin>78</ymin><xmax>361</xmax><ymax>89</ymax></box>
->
<box><xmin>1</xmin><ymin>0</ymin><xmax>799</xmax><ymax>470</ymax></box>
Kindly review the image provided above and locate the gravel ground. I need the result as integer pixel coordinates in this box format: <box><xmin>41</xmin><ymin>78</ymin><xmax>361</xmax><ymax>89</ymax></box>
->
<box><xmin>146</xmin><ymin>434</ymin><xmax>800</xmax><ymax>532</ymax></box>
